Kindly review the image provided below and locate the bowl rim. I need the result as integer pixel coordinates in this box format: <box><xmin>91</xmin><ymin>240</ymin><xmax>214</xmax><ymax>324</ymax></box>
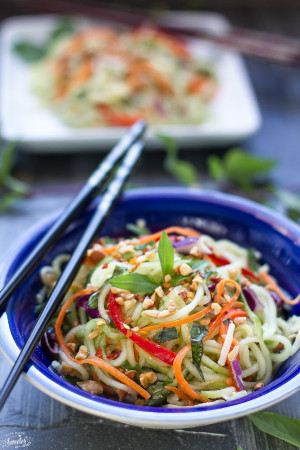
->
<box><xmin>0</xmin><ymin>187</ymin><xmax>299</xmax><ymax>429</ymax></box>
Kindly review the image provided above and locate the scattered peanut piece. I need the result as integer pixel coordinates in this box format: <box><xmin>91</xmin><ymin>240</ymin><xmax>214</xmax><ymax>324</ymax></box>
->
<box><xmin>77</xmin><ymin>380</ymin><xmax>103</xmax><ymax>395</ymax></box>
<box><xmin>139</xmin><ymin>371</ymin><xmax>157</xmax><ymax>388</ymax></box>
<box><xmin>155</xmin><ymin>286</ymin><xmax>164</xmax><ymax>298</ymax></box>
<box><xmin>179</xmin><ymin>263</ymin><xmax>193</xmax><ymax>276</ymax></box>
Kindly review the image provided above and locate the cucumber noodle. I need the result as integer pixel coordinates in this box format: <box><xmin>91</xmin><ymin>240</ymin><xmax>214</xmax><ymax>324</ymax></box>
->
<box><xmin>39</xmin><ymin>228</ymin><xmax>300</xmax><ymax>407</ymax></box>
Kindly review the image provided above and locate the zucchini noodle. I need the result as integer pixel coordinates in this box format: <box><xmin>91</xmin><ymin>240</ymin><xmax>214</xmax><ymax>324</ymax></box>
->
<box><xmin>38</xmin><ymin>227</ymin><xmax>300</xmax><ymax>407</ymax></box>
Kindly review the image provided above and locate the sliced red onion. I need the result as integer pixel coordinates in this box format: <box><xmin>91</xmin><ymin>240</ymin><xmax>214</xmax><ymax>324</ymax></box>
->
<box><xmin>208</xmin><ymin>283</ymin><xmax>216</xmax><ymax>292</ymax></box>
<box><xmin>76</xmin><ymin>294</ymin><xmax>100</xmax><ymax>319</ymax></box>
<box><xmin>172</xmin><ymin>237</ymin><xmax>199</xmax><ymax>254</ymax></box>
<box><xmin>269</xmin><ymin>291</ymin><xmax>283</xmax><ymax>308</ymax></box>
<box><xmin>242</xmin><ymin>287</ymin><xmax>263</xmax><ymax>312</ymax></box>
<box><xmin>42</xmin><ymin>327</ymin><xmax>59</xmax><ymax>355</ymax></box>
<box><xmin>230</xmin><ymin>358</ymin><xmax>244</xmax><ymax>391</ymax></box>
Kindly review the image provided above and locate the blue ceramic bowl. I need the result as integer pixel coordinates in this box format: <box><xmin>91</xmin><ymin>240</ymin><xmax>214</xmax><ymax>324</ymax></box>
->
<box><xmin>0</xmin><ymin>188</ymin><xmax>299</xmax><ymax>428</ymax></box>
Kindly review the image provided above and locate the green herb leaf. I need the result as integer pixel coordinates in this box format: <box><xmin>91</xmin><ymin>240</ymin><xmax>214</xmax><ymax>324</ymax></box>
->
<box><xmin>249</xmin><ymin>412</ymin><xmax>300</xmax><ymax>447</ymax></box>
<box><xmin>237</xmin><ymin>446</ymin><xmax>244</xmax><ymax>450</ymax></box>
<box><xmin>277</xmin><ymin>189</ymin><xmax>300</xmax><ymax>223</ymax></box>
<box><xmin>156</xmin><ymin>327</ymin><xmax>178</xmax><ymax>343</ymax></box>
<box><xmin>189</xmin><ymin>259</ymin><xmax>209</xmax><ymax>272</ymax></box>
<box><xmin>157</xmin><ymin>133</ymin><xmax>198</xmax><ymax>186</ymax></box>
<box><xmin>158</xmin><ymin>231</ymin><xmax>174</xmax><ymax>277</ymax></box>
<box><xmin>13</xmin><ymin>42</ymin><xmax>45</xmax><ymax>62</ymax></box>
<box><xmin>126</xmin><ymin>222</ymin><xmax>150</xmax><ymax>236</ymax></box>
<box><xmin>208</xmin><ymin>148</ymin><xmax>276</xmax><ymax>191</ymax></box>
<box><xmin>13</xmin><ymin>16</ymin><xmax>76</xmax><ymax>63</ymax></box>
<box><xmin>110</xmin><ymin>273</ymin><xmax>159</xmax><ymax>294</ymax></box>
<box><xmin>147</xmin><ymin>381</ymin><xmax>170</xmax><ymax>406</ymax></box>
<box><xmin>190</xmin><ymin>323</ymin><xmax>208</xmax><ymax>381</ymax></box>
<box><xmin>248</xmin><ymin>248</ymin><xmax>259</xmax><ymax>272</ymax></box>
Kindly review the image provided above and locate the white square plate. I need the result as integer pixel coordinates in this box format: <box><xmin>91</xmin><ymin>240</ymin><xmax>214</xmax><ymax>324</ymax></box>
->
<box><xmin>0</xmin><ymin>13</ymin><xmax>261</xmax><ymax>152</ymax></box>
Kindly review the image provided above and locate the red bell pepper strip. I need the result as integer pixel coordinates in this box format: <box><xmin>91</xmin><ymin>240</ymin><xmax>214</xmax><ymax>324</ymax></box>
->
<box><xmin>208</xmin><ymin>254</ymin><xmax>230</xmax><ymax>266</ymax></box>
<box><xmin>241</xmin><ymin>267</ymin><xmax>260</xmax><ymax>282</ymax></box>
<box><xmin>107</xmin><ymin>292</ymin><xmax>177</xmax><ymax>365</ymax></box>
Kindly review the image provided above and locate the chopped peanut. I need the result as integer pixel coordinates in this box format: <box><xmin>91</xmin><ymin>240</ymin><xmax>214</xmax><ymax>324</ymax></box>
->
<box><xmin>121</xmin><ymin>292</ymin><xmax>135</xmax><ymax>300</ymax></box>
<box><xmin>155</xmin><ymin>286</ymin><xmax>164</xmax><ymax>298</ymax></box>
<box><xmin>75</xmin><ymin>345</ymin><xmax>89</xmax><ymax>361</ymax></box>
<box><xmin>123</xmin><ymin>323</ymin><xmax>131</xmax><ymax>330</ymax></box>
<box><xmin>115</xmin><ymin>296</ymin><xmax>124</xmax><ymax>306</ymax></box>
<box><xmin>211</xmin><ymin>303</ymin><xmax>222</xmax><ymax>315</ymax></box>
<box><xmin>111</xmin><ymin>287</ymin><xmax>124</xmax><ymax>294</ymax></box>
<box><xmin>142</xmin><ymin>310</ymin><xmax>159</xmax><ymax>318</ymax></box>
<box><xmin>179</xmin><ymin>263</ymin><xmax>193</xmax><ymax>276</ymax></box>
<box><xmin>124</xmin><ymin>299</ymin><xmax>136</xmax><ymax>311</ymax></box>
<box><xmin>96</xmin><ymin>318</ymin><xmax>106</xmax><ymax>326</ymax></box>
<box><xmin>191</xmin><ymin>281</ymin><xmax>198</xmax><ymax>291</ymax></box>
<box><xmin>234</xmin><ymin>317</ymin><xmax>247</xmax><ymax>326</ymax></box>
<box><xmin>178</xmin><ymin>289</ymin><xmax>188</xmax><ymax>300</ymax></box>
<box><xmin>253</xmin><ymin>382</ymin><xmax>264</xmax><ymax>390</ymax></box>
<box><xmin>199</xmin><ymin>318</ymin><xmax>210</xmax><ymax>326</ymax></box>
<box><xmin>61</xmin><ymin>362</ymin><xmax>79</xmax><ymax>377</ymax></box>
<box><xmin>88</xmin><ymin>328</ymin><xmax>102</xmax><ymax>339</ymax></box>
<box><xmin>190</xmin><ymin>246</ymin><xmax>204</xmax><ymax>258</ymax></box>
<box><xmin>136</xmin><ymin>255</ymin><xmax>147</xmax><ymax>263</ymax></box>
<box><xmin>67</xmin><ymin>342</ymin><xmax>77</xmax><ymax>354</ymax></box>
<box><xmin>125</xmin><ymin>317</ymin><xmax>133</xmax><ymax>325</ymax></box>
<box><xmin>168</xmin><ymin>299</ymin><xmax>177</xmax><ymax>313</ymax></box>
<box><xmin>139</xmin><ymin>371</ymin><xmax>157</xmax><ymax>388</ymax></box>
<box><xmin>119</xmin><ymin>245</ymin><xmax>134</xmax><ymax>255</ymax></box>
<box><xmin>151</xmin><ymin>292</ymin><xmax>157</xmax><ymax>302</ymax></box>
<box><xmin>157</xmin><ymin>309</ymin><xmax>175</xmax><ymax>318</ymax></box>
<box><xmin>164</xmin><ymin>274</ymin><xmax>172</xmax><ymax>282</ymax></box>
<box><xmin>142</xmin><ymin>296</ymin><xmax>154</xmax><ymax>309</ymax></box>
<box><xmin>77</xmin><ymin>380</ymin><xmax>103</xmax><ymax>395</ymax></box>
<box><xmin>125</xmin><ymin>370</ymin><xmax>137</xmax><ymax>380</ymax></box>
<box><xmin>187</xmin><ymin>292</ymin><xmax>194</xmax><ymax>299</ymax></box>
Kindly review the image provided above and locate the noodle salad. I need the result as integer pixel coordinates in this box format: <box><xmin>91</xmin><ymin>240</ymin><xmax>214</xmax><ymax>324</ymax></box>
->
<box><xmin>31</xmin><ymin>26</ymin><xmax>217</xmax><ymax>127</ymax></box>
<box><xmin>38</xmin><ymin>225</ymin><xmax>300</xmax><ymax>407</ymax></box>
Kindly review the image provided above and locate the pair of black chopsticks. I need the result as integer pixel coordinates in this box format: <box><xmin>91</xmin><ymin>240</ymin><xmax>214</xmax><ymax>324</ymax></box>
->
<box><xmin>0</xmin><ymin>120</ymin><xmax>146</xmax><ymax>410</ymax></box>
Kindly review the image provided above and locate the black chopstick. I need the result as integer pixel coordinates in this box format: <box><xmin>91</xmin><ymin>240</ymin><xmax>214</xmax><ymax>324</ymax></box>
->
<box><xmin>0</xmin><ymin>139</ymin><xmax>144</xmax><ymax>410</ymax></box>
<box><xmin>0</xmin><ymin>120</ymin><xmax>146</xmax><ymax>311</ymax></box>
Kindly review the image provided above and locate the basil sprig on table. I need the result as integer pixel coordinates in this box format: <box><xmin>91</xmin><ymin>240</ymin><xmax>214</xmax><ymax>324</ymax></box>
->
<box><xmin>110</xmin><ymin>273</ymin><xmax>159</xmax><ymax>294</ymax></box>
<box><xmin>156</xmin><ymin>327</ymin><xmax>179</xmax><ymax>343</ymax></box>
<box><xmin>249</xmin><ymin>412</ymin><xmax>300</xmax><ymax>447</ymax></box>
<box><xmin>190</xmin><ymin>323</ymin><xmax>208</xmax><ymax>381</ymax></box>
<box><xmin>158</xmin><ymin>231</ymin><xmax>174</xmax><ymax>277</ymax></box>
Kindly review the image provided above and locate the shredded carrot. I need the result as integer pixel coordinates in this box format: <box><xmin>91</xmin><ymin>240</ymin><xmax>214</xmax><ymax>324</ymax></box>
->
<box><xmin>260</xmin><ymin>272</ymin><xmax>300</xmax><ymax>305</ymax></box>
<box><xmin>173</xmin><ymin>345</ymin><xmax>210</xmax><ymax>403</ymax></box>
<box><xmin>103</xmin><ymin>226</ymin><xmax>200</xmax><ymax>255</ymax></box>
<box><xmin>142</xmin><ymin>305</ymin><xmax>212</xmax><ymax>332</ymax></box>
<box><xmin>165</xmin><ymin>386</ymin><xmax>196</xmax><ymax>404</ymax></box>
<box><xmin>204</xmin><ymin>280</ymin><xmax>241</xmax><ymax>340</ymax></box>
<box><xmin>54</xmin><ymin>289</ymin><xmax>150</xmax><ymax>400</ymax></box>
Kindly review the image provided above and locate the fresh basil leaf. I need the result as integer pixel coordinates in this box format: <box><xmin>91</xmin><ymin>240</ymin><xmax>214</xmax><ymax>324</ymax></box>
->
<box><xmin>158</xmin><ymin>231</ymin><xmax>174</xmax><ymax>277</ymax></box>
<box><xmin>237</xmin><ymin>446</ymin><xmax>244</xmax><ymax>450</ymax></box>
<box><xmin>110</xmin><ymin>273</ymin><xmax>159</xmax><ymax>294</ymax></box>
<box><xmin>121</xmin><ymin>361</ymin><xmax>142</xmax><ymax>381</ymax></box>
<box><xmin>248</xmin><ymin>248</ymin><xmax>259</xmax><ymax>272</ymax></box>
<box><xmin>88</xmin><ymin>290</ymin><xmax>100</xmax><ymax>309</ymax></box>
<box><xmin>156</xmin><ymin>327</ymin><xmax>178</xmax><ymax>343</ymax></box>
<box><xmin>13</xmin><ymin>42</ymin><xmax>45</xmax><ymax>62</ymax></box>
<box><xmin>189</xmin><ymin>259</ymin><xmax>209</xmax><ymax>272</ymax></box>
<box><xmin>157</xmin><ymin>133</ymin><xmax>198</xmax><ymax>186</ymax></box>
<box><xmin>190</xmin><ymin>323</ymin><xmax>208</xmax><ymax>381</ymax></box>
<box><xmin>208</xmin><ymin>148</ymin><xmax>276</xmax><ymax>191</ymax></box>
<box><xmin>126</xmin><ymin>222</ymin><xmax>150</xmax><ymax>236</ymax></box>
<box><xmin>249</xmin><ymin>412</ymin><xmax>300</xmax><ymax>447</ymax></box>
<box><xmin>147</xmin><ymin>381</ymin><xmax>170</xmax><ymax>406</ymax></box>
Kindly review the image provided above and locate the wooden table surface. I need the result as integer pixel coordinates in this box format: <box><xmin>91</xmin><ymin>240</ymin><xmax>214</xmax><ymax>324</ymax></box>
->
<box><xmin>1</xmin><ymin>4</ymin><xmax>300</xmax><ymax>450</ymax></box>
